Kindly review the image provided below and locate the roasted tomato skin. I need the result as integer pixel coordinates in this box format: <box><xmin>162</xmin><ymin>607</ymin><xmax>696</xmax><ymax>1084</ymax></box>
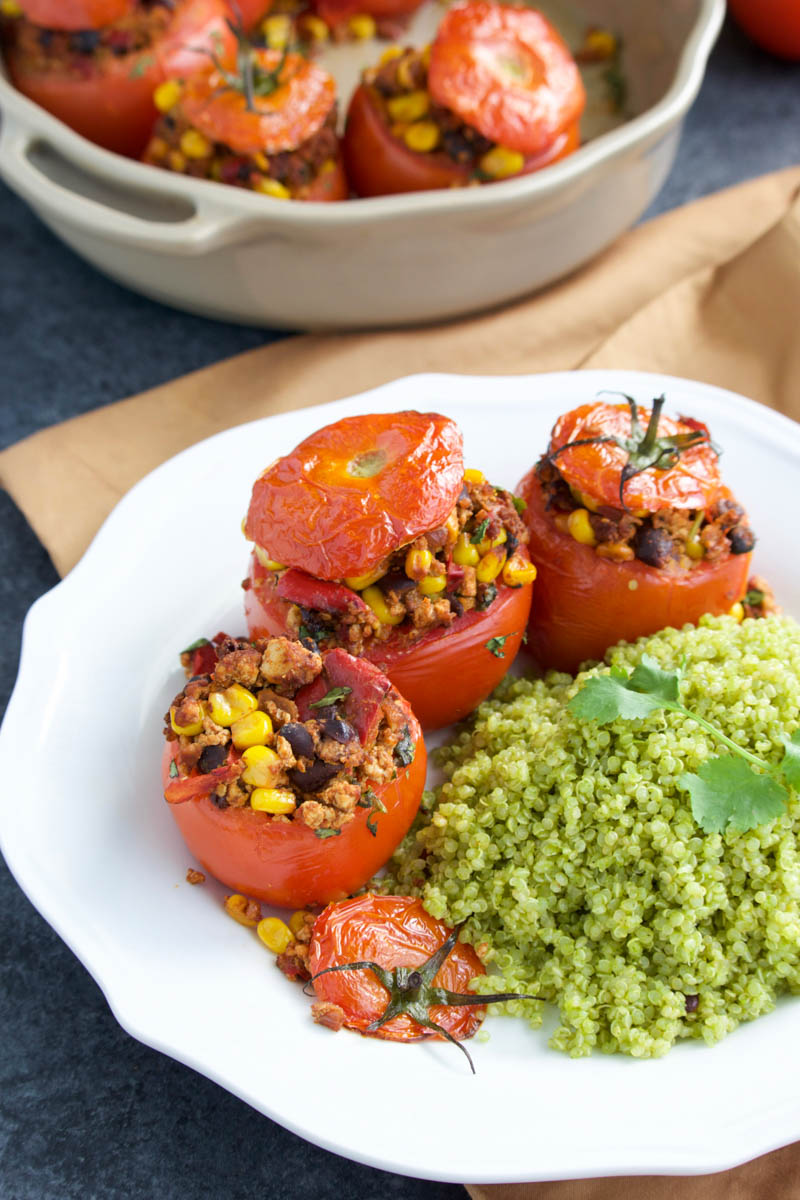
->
<box><xmin>244</xmin><ymin>551</ymin><xmax>533</xmax><ymax>729</ymax></box>
<box><xmin>244</xmin><ymin>412</ymin><xmax>464</xmax><ymax>582</ymax></box>
<box><xmin>517</xmin><ymin>470</ymin><xmax>751</xmax><ymax>674</ymax></box>
<box><xmin>427</xmin><ymin>1</ymin><xmax>586</xmax><ymax>156</ymax></box>
<box><xmin>163</xmin><ymin>657</ymin><xmax>426</xmax><ymax>909</ymax></box>
<box><xmin>6</xmin><ymin>0</ymin><xmax>236</xmax><ymax>157</ymax></box>
<box><xmin>310</xmin><ymin>894</ymin><xmax>486</xmax><ymax>1041</ymax></box>
<box><xmin>343</xmin><ymin>83</ymin><xmax>579</xmax><ymax>197</ymax></box>
<box><xmin>20</xmin><ymin>0</ymin><xmax>134</xmax><ymax>29</ymax></box>
<box><xmin>728</xmin><ymin>0</ymin><xmax>800</xmax><ymax>60</ymax></box>
<box><xmin>235</xmin><ymin>0</ymin><xmax>273</xmax><ymax>30</ymax></box>
<box><xmin>549</xmin><ymin>402</ymin><xmax>722</xmax><ymax>512</ymax></box>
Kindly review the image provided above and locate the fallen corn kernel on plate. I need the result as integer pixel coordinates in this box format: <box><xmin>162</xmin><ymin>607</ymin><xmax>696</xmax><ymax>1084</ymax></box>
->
<box><xmin>1</xmin><ymin>371</ymin><xmax>800</xmax><ymax>1183</ymax></box>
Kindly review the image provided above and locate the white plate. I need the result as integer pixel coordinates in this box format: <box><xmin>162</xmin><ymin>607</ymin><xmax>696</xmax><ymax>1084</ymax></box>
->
<box><xmin>2</xmin><ymin>370</ymin><xmax>800</xmax><ymax>1184</ymax></box>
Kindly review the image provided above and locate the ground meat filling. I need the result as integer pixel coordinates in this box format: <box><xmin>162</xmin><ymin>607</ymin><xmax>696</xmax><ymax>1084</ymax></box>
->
<box><xmin>144</xmin><ymin>103</ymin><xmax>340</xmax><ymax>195</ymax></box>
<box><xmin>536</xmin><ymin>458</ymin><xmax>757</xmax><ymax>571</ymax></box>
<box><xmin>165</xmin><ymin>635</ymin><xmax>413</xmax><ymax>831</ymax></box>
<box><xmin>5</xmin><ymin>1</ymin><xmax>175</xmax><ymax>72</ymax></box>
<box><xmin>259</xmin><ymin>478</ymin><xmax>530</xmax><ymax>655</ymax></box>
<box><xmin>365</xmin><ymin>47</ymin><xmax>498</xmax><ymax>172</ymax></box>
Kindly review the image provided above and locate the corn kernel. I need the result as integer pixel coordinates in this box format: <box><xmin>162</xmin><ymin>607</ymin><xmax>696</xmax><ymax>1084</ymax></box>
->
<box><xmin>320</xmin><ymin>158</ymin><xmax>336</xmax><ymax>174</ymax></box>
<box><xmin>403</xmin><ymin>121</ymin><xmax>440</xmax><ymax>153</ymax></box>
<box><xmin>231</xmin><ymin>710</ymin><xmax>273</xmax><ymax>750</ymax></box>
<box><xmin>254</xmin><ymin>545</ymin><xmax>286</xmax><ymax>571</ymax></box>
<box><xmin>502</xmin><ymin>555</ymin><xmax>538</xmax><ymax>588</ymax></box>
<box><xmin>396</xmin><ymin>55</ymin><xmax>416</xmax><ymax>89</ymax></box>
<box><xmin>0</xmin><ymin>0</ymin><xmax>22</xmax><ymax>14</ymax></box>
<box><xmin>344</xmin><ymin>564</ymin><xmax>386</xmax><ymax>590</ymax></box>
<box><xmin>476</xmin><ymin>547</ymin><xmax>507</xmax><ymax>583</ymax></box>
<box><xmin>386</xmin><ymin>89</ymin><xmax>429</xmax><ymax>123</ymax></box>
<box><xmin>421</xmin><ymin>43</ymin><xmax>432</xmax><ymax>66</ymax></box>
<box><xmin>225</xmin><ymin>894</ymin><xmax>260</xmax><ymax>927</ymax></box>
<box><xmin>299</xmin><ymin>12</ymin><xmax>329</xmax><ymax>40</ymax></box>
<box><xmin>262</xmin><ymin>13</ymin><xmax>291</xmax><ymax>46</ymax></box>
<box><xmin>168</xmin><ymin>149</ymin><xmax>187</xmax><ymax>172</ymax></box>
<box><xmin>348</xmin><ymin>13</ymin><xmax>376</xmax><ymax>38</ymax></box>
<box><xmin>147</xmin><ymin>136</ymin><xmax>169</xmax><ymax>161</ymax></box>
<box><xmin>418</xmin><ymin>575</ymin><xmax>447</xmax><ymax>595</ymax></box>
<box><xmin>255</xmin><ymin>176</ymin><xmax>291</xmax><ymax>199</ymax></box>
<box><xmin>180</xmin><ymin>128</ymin><xmax>212</xmax><ymax>159</ymax></box>
<box><xmin>289</xmin><ymin>910</ymin><xmax>310</xmax><ymax>936</ymax></box>
<box><xmin>444</xmin><ymin>510</ymin><xmax>460</xmax><ymax>545</ymax></box>
<box><xmin>476</xmin><ymin>527</ymin><xmax>507</xmax><ymax>556</ymax></box>
<box><xmin>452</xmin><ymin>533</ymin><xmax>480</xmax><ymax>567</ymax></box>
<box><xmin>567</xmin><ymin>508</ymin><xmax>597</xmax><ymax>547</ymax></box>
<box><xmin>581</xmin><ymin>28</ymin><xmax>617</xmax><ymax>60</ymax></box>
<box><xmin>253</xmin><ymin>152</ymin><xmax>269</xmax><ymax>171</ymax></box>
<box><xmin>405</xmin><ymin>547</ymin><xmax>432</xmax><ymax>580</ymax></box>
<box><xmin>730</xmin><ymin>602</ymin><xmax>745</xmax><ymax>623</ymax></box>
<box><xmin>241</xmin><ymin>745</ymin><xmax>282</xmax><ymax>787</ymax></box>
<box><xmin>257</xmin><ymin>916</ymin><xmax>294</xmax><ymax>953</ymax></box>
<box><xmin>209</xmin><ymin>684</ymin><xmax>258</xmax><ymax>728</ymax></box>
<box><xmin>686</xmin><ymin>536</ymin><xmax>705</xmax><ymax>561</ymax></box>
<box><xmin>553</xmin><ymin>513</ymin><xmax>571</xmax><ymax>534</ymax></box>
<box><xmin>379</xmin><ymin>44</ymin><xmax>403</xmax><ymax>64</ymax></box>
<box><xmin>362</xmin><ymin>585</ymin><xmax>404</xmax><ymax>625</ymax></box>
<box><xmin>153</xmin><ymin>79</ymin><xmax>182</xmax><ymax>113</ymax></box>
<box><xmin>250</xmin><ymin>787</ymin><xmax>296</xmax><ymax>814</ymax></box>
<box><xmin>596</xmin><ymin>542</ymin><xmax>635</xmax><ymax>562</ymax></box>
<box><xmin>479</xmin><ymin>145</ymin><xmax>525</xmax><ymax>179</ymax></box>
<box><xmin>463</xmin><ymin>468</ymin><xmax>485</xmax><ymax>484</ymax></box>
<box><xmin>170</xmin><ymin>705</ymin><xmax>204</xmax><ymax>737</ymax></box>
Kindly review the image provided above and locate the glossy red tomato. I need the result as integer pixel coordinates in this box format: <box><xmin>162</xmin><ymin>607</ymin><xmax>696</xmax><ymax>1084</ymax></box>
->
<box><xmin>244</xmin><ymin>412</ymin><xmax>464</xmax><ymax>582</ymax></box>
<box><xmin>163</xmin><ymin>652</ymin><xmax>426</xmax><ymax>908</ymax></box>
<box><xmin>309</xmin><ymin>894</ymin><xmax>487</xmax><ymax>1041</ymax></box>
<box><xmin>6</xmin><ymin>0</ymin><xmax>236</xmax><ymax>157</ymax></box>
<box><xmin>234</xmin><ymin>0</ymin><xmax>273</xmax><ymax>30</ymax></box>
<box><xmin>517</xmin><ymin>469</ymin><xmax>751</xmax><ymax>674</ymax></box>
<box><xmin>180</xmin><ymin>47</ymin><xmax>337</xmax><ymax>155</ymax></box>
<box><xmin>245</xmin><ymin>552</ymin><xmax>533</xmax><ymax>729</ymax></box>
<box><xmin>728</xmin><ymin>0</ymin><xmax>800</xmax><ymax>60</ymax></box>
<box><xmin>549</xmin><ymin>402</ymin><xmax>722</xmax><ymax>512</ymax></box>
<box><xmin>428</xmin><ymin>0</ymin><xmax>585</xmax><ymax>156</ymax></box>
<box><xmin>20</xmin><ymin>0</ymin><xmax>133</xmax><ymax>29</ymax></box>
<box><xmin>343</xmin><ymin>82</ymin><xmax>579</xmax><ymax>197</ymax></box>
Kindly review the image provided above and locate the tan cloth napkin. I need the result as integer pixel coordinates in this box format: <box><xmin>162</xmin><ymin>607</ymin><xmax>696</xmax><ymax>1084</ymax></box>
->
<box><xmin>3</xmin><ymin>167</ymin><xmax>800</xmax><ymax>1199</ymax></box>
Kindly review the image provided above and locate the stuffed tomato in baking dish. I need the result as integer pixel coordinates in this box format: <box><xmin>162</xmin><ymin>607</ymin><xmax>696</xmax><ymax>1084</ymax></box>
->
<box><xmin>517</xmin><ymin>394</ymin><xmax>760</xmax><ymax>673</ymax></box>
<box><xmin>142</xmin><ymin>28</ymin><xmax>347</xmax><ymax>200</ymax></box>
<box><xmin>0</xmin><ymin>0</ymin><xmax>240</xmax><ymax>156</ymax></box>
<box><xmin>164</xmin><ymin>634</ymin><xmax>426</xmax><ymax>908</ymax></box>
<box><xmin>243</xmin><ymin>411</ymin><xmax>536</xmax><ymax>729</ymax></box>
<box><xmin>343</xmin><ymin>0</ymin><xmax>585</xmax><ymax>196</ymax></box>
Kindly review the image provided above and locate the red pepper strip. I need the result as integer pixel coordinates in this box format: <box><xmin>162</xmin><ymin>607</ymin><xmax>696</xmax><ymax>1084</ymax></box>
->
<box><xmin>276</xmin><ymin>569</ymin><xmax>367</xmax><ymax>615</ymax></box>
<box><xmin>445</xmin><ymin>559</ymin><xmax>465</xmax><ymax>590</ymax></box>
<box><xmin>191</xmin><ymin>642</ymin><xmax>218</xmax><ymax>677</ymax></box>
<box><xmin>295</xmin><ymin>648</ymin><xmax>391</xmax><ymax>746</ymax></box>
<box><xmin>164</xmin><ymin>763</ymin><xmax>241</xmax><ymax>805</ymax></box>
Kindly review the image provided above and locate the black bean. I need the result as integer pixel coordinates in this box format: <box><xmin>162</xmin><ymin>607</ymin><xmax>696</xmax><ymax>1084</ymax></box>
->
<box><xmin>197</xmin><ymin>744</ymin><xmax>228</xmax><ymax>774</ymax></box>
<box><xmin>280</xmin><ymin>722</ymin><xmax>315</xmax><ymax>760</ymax></box>
<box><xmin>69</xmin><ymin>30</ymin><xmax>101</xmax><ymax>54</ymax></box>
<box><xmin>729</xmin><ymin>526</ymin><xmax>756</xmax><ymax>554</ymax></box>
<box><xmin>288</xmin><ymin>760</ymin><xmax>339</xmax><ymax>793</ymax></box>
<box><xmin>684</xmin><ymin>994</ymin><xmax>699</xmax><ymax>1013</ymax></box>
<box><xmin>450</xmin><ymin>596</ymin><xmax>464</xmax><ymax>618</ymax></box>
<box><xmin>212</xmin><ymin>790</ymin><xmax>229</xmax><ymax>810</ymax></box>
<box><xmin>381</xmin><ymin>572</ymin><xmax>415</xmax><ymax>595</ymax></box>
<box><xmin>323</xmin><ymin>717</ymin><xmax>357</xmax><ymax>744</ymax></box>
<box><xmin>633</xmin><ymin>526</ymin><xmax>675</xmax><ymax>569</ymax></box>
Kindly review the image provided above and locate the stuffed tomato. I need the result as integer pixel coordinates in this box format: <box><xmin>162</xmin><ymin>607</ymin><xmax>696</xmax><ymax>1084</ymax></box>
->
<box><xmin>142</xmin><ymin>40</ymin><xmax>347</xmax><ymax>200</ymax></box>
<box><xmin>517</xmin><ymin>395</ymin><xmax>757</xmax><ymax>673</ymax></box>
<box><xmin>2</xmin><ymin>0</ymin><xmax>237</xmax><ymax>157</ymax></box>
<box><xmin>343</xmin><ymin>1</ymin><xmax>584</xmax><ymax>196</ymax></box>
<box><xmin>163</xmin><ymin>634</ymin><xmax>425</xmax><ymax>908</ymax></box>
<box><xmin>243</xmin><ymin>411</ymin><xmax>536</xmax><ymax>730</ymax></box>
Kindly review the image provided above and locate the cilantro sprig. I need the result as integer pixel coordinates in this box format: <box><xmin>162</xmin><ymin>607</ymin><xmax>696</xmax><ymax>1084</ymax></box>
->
<box><xmin>569</xmin><ymin>654</ymin><xmax>800</xmax><ymax>835</ymax></box>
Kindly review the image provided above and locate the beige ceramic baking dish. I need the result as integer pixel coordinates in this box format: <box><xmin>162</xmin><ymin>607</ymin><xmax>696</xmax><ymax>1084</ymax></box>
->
<box><xmin>0</xmin><ymin>0</ymin><xmax>724</xmax><ymax>329</ymax></box>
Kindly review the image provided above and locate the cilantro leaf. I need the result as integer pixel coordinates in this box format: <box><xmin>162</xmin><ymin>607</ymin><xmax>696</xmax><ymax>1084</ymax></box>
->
<box><xmin>309</xmin><ymin>686</ymin><xmax>352</xmax><ymax>710</ymax></box>
<box><xmin>394</xmin><ymin>727</ymin><xmax>415</xmax><ymax>767</ymax></box>
<box><xmin>568</xmin><ymin>672</ymin><xmax>666</xmax><ymax>723</ymax></box>
<box><xmin>627</xmin><ymin>655</ymin><xmax>682</xmax><ymax>703</ymax></box>
<box><xmin>679</xmin><ymin>757</ymin><xmax>786</xmax><ymax>834</ymax></box>
<box><xmin>512</xmin><ymin>496</ymin><xmax>527</xmax><ymax>515</ymax></box>
<box><xmin>314</xmin><ymin>827</ymin><xmax>341</xmax><ymax>839</ymax></box>
<box><xmin>476</xmin><ymin>583</ymin><xmax>497</xmax><ymax>611</ymax></box>
<box><xmin>169</xmin><ymin>759</ymin><xmax>179</xmax><ymax>779</ymax></box>
<box><xmin>470</xmin><ymin>518</ymin><xmax>490</xmax><ymax>545</ymax></box>
<box><xmin>486</xmin><ymin>634</ymin><xmax>511</xmax><ymax>659</ymax></box>
<box><xmin>180</xmin><ymin>637</ymin><xmax>210</xmax><ymax>655</ymax></box>
<box><xmin>779</xmin><ymin>730</ymin><xmax>800</xmax><ymax>790</ymax></box>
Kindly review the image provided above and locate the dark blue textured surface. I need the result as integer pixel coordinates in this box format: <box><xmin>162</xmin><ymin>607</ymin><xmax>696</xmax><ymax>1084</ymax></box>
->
<box><xmin>1</xmin><ymin>17</ymin><xmax>798</xmax><ymax>1199</ymax></box>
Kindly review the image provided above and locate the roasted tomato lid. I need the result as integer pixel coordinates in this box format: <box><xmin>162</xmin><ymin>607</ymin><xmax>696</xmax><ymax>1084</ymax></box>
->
<box><xmin>547</xmin><ymin>399</ymin><xmax>722</xmax><ymax>512</ymax></box>
<box><xmin>245</xmin><ymin>411</ymin><xmax>465</xmax><ymax>581</ymax></box>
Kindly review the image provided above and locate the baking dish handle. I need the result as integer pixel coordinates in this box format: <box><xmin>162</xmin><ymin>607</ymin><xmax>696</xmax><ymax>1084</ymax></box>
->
<box><xmin>0</xmin><ymin>116</ymin><xmax>251</xmax><ymax>255</ymax></box>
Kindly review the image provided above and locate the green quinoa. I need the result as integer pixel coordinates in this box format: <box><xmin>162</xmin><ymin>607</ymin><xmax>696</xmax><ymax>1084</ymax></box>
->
<box><xmin>380</xmin><ymin>614</ymin><xmax>800</xmax><ymax>1058</ymax></box>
